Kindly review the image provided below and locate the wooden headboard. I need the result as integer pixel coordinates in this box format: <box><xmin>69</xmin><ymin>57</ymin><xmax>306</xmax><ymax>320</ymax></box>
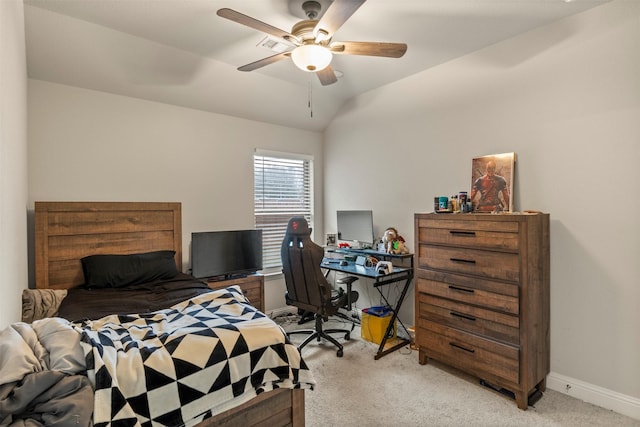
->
<box><xmin>35</xmin><ymin>202</ymin><xmax>182</xmax><ymax>289</ymax></box>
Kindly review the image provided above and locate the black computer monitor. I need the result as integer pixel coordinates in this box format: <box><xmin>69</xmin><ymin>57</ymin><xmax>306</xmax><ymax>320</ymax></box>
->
<box><xmin>336</xmin><ymin>210</ymin><xmax>374</xmax><ymax>248</ymax></box>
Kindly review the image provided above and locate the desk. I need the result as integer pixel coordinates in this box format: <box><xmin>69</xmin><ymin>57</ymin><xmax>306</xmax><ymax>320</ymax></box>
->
<box><xmin>332</xmin><ymin>247</ymin><xmax>414</xmax><ymax>270</ymax></box>
<box><xmin>321</xmin><ymin>250</ymin><xmax>413</xmax><ymax>360</ymax></box>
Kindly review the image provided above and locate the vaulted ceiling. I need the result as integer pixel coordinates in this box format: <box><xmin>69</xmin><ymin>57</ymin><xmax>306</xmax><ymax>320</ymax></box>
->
<box><xmin>24</xmin><ymin>0</ymin><xmax>609</xmax><ymax>132</ymax></box>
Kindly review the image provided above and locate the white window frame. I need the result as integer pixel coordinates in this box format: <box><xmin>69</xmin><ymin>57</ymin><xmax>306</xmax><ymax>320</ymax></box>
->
<box><xmin>254</xmin><ymin>149</ymin><xmax>314</xmax><ymax>275</ymax></box>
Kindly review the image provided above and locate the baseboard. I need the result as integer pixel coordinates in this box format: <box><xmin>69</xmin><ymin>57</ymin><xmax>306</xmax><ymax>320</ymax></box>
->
<box><xmin>547</xmin><ymin>372</ymin><xmax>640</xmax><ymax>421</ymax></box>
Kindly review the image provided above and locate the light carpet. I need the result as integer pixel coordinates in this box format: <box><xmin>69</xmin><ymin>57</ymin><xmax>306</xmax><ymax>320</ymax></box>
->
<box><xmin>275</xmin><ymin>315</ymin><xmax>638</xmax><ymax>427</ymax></box>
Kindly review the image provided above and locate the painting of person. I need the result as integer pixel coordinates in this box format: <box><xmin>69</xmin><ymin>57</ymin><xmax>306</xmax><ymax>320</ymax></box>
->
<box><xmin>470</xmin><ymin>153</ymin><xmax>515</xmax><ymax>212</ymax></box>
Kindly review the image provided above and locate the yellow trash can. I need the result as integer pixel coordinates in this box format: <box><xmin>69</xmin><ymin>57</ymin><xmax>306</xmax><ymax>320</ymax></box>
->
<box><xmin>361</xmin><ymin>306</ymin><xmax>396</xmax><ymax>345</ymax></box>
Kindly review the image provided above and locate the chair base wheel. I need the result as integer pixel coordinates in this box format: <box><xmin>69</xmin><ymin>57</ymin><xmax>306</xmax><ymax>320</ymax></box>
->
<box><xmin>337</xmin><ymin>349</ymin><xmax>343</xmax><ymax>357</ymax></box>
<box><xmin>289</xmin><ymin>314</ymin><xmax>350</xmax><ymax>357</ymax></box>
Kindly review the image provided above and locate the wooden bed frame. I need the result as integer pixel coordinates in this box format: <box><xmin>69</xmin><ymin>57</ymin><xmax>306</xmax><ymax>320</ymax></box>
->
<box><xmin>34</xmin><ymin>201</ymin><xmax>305</xmax><ymax>427</ymax></box>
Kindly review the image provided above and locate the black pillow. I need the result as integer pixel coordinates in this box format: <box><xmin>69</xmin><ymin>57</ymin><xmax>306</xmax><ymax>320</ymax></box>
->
<box><xmin>81</xmin><ymin>250</ymin><xmax>179</xmax><ymax>288</ymax></box>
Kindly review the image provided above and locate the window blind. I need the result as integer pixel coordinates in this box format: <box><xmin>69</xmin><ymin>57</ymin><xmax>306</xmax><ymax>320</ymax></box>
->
<box><xmin>254</xmin><ymin>152</ymin><xmax>313</xmax><ymax>272</ymax></box>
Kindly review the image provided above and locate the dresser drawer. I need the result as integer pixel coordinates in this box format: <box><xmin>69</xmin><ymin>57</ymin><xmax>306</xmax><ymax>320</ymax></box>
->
<box><xmin>417</xmin><ymin>320</ymin><xmax>519</xmax><ymax>384</ymax></box>
<box><xmin>416</xmin><ymin>277</ymin><xmax>518</xmax><ymax>315</ymax></box>
<box><xmin>418</xmin><ymin>293</ymin><xmax>519</xmax><ymax>345</ymax></box>
<box><xmin>419</xmin><ymin>245</ymin><xmax>520</xmax><ymax>282</ymax></box>
<box><xmin>416</xmin><ymin>218</ymin><xmax>519</xmax><ymax>251</ymax></box>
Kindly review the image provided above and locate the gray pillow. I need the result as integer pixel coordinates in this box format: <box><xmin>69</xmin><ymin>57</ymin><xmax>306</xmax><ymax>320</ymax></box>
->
<box><xmin>22</xmin><ymin>289</ymin><xmax>68</xmax><ymax>323</ymax></box>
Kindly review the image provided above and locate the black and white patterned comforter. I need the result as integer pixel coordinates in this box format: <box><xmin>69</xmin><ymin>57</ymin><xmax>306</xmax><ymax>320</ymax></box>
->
<box><xmin>74</xmin><ymin>286</ymin><xmax>315</xmax><ymax>427</ymax></box>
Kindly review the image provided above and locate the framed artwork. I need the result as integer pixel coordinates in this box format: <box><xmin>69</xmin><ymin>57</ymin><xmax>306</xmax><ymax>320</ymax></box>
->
<box><xmin>470</xmin><ymin>152</ymin><xmax>516</xmax><ymax>213</ymax></box>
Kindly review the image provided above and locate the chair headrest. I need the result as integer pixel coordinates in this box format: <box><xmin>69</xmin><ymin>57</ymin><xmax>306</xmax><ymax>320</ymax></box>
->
<box><xmin>286</xmin><ymin>217</ymin><xmax>311</xmax><ymax>236</ymax></box>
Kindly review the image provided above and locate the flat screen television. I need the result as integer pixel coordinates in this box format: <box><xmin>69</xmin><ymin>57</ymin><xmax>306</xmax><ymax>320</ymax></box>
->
<box><xmin>336</xmin><ymin>210</ymin><xmax>374</xmax><ymax>248</ymax></box>
<box><xmin>191</xmin><ymin>229</ymin><xmax>263</xmax><ymax>279</ymax></box>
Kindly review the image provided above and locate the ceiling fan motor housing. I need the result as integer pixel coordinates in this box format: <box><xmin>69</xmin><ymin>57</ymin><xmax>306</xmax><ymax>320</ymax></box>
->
<box><xmin>292</xmin><ymin>20</ymin><xmax>320</xmax><ymax>42</ymax></box>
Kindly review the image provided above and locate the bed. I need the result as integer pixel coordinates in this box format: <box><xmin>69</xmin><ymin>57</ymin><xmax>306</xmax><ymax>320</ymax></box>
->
<box><xmin>7</xmin><ymin>201</ymin><xmax>311</xmax><ymax>427</ymax></box>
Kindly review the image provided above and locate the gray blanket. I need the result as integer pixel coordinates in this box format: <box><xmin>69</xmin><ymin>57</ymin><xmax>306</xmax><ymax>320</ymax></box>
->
<box><xmin>0</xmin><ymin>318</ymin><xmax>93</xmax><ymax>427</ymax></box>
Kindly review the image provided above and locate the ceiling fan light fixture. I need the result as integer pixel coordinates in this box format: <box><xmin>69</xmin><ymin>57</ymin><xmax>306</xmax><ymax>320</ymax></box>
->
<box><xmin>291</xmin><ymin>44</ymin><xmax>332</xmax><ymax>72</ymax></box>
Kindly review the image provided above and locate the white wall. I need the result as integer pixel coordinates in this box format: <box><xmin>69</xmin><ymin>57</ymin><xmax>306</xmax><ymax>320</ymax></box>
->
<box><xmin>0</xmin><ymin>0</ymin><xmax>28</xmax><ymax>328</ymax></box>
<box><xmin>324</xmin><ymin>0</ymin><xmax>639</xmax><ymax>418</ymax></box>
<box><xmin>27</xmin><ymin>80</ymin><xmax>324</xmax><ymax>312</ymax></box>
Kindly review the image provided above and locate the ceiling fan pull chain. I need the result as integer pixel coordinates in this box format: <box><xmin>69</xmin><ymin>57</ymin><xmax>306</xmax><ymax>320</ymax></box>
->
<box><xmin>308</xmin><ymin>81</ymin><xmax>313</xmax><ymax>118</ymax></box>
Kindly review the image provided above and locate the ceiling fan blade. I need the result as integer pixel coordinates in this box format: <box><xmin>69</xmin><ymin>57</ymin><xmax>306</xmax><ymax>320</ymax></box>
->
<box><xmin>316</xmin><ymin>65</ymin><xmax>338</xmax><ymax>86</ymax></box>
<box><xmin>330</xmin><ymin>41</ymin><xmax>407</xmax><ymax>58</ymax></box>
<box><xmin>217</xmin><ymin>8</ymin><xmax>298</xmax><ymax>44</ymax></box>
<box><xmin>313</xmin><ymin>0</ymin><xmax>366</xmax><ymax>41</ymax></box>
<box><xmin>238</xmin><ymin>52</ymin><xmax>291</xmax><ymax>72</ymax></box>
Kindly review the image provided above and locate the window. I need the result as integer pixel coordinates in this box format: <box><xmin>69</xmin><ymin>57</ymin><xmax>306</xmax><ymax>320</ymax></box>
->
<box><xmin>254</xmin><ymin>151</ymin><xmax>313</xmax><ymax>273</ymax></box>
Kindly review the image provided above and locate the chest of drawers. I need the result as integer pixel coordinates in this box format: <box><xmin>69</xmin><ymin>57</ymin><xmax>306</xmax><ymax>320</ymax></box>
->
<box><xmin>207</xmin><ymin>274</ymin><xmax>265</xmax><ymax>312</ymax></box>
<box><xmin>414</xmin><ymin>213</ymin><xmax>549</xmax><ymax>409</ymax></box>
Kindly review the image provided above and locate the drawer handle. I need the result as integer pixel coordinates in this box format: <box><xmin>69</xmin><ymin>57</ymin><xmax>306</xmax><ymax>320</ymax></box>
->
<box><xmin>450</xmin><ymin>257</ymin><xmax>476</xmax><ymax>265</ymax></box>
<box><xmin>450</xmin><ymin>342</ymin><xmax>475</xmax><ymax>353</ymax></box>
<box><xmin>450</xmin><ymin>311</ymin><xmax>476</xmax><ymax>322</ymax></box>
<box><xmin>448</xmin><ymin>285</ymin><xmax>474</xmax><ymax>294</ymax></box>
<box><xmin>449</xmin><ymin>230</ymin><xmax>476</xmax><ymax>237</ymax></box>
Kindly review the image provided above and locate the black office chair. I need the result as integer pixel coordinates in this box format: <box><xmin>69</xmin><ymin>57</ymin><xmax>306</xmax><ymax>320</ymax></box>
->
<box><xmin>281</xmin><ymin>217</ymin><xmax>352</xmax><ymax>357</ymax></box>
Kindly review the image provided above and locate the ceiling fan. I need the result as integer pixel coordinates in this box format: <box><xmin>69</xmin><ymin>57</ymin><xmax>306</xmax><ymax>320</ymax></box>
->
<box><xmin>217</xmin><ymin>0</ymin><xmax>407</xmax><ymax>86</ymax></box>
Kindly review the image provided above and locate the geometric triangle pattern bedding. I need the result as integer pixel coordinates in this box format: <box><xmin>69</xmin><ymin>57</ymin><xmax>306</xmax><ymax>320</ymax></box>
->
<box><xmin>74</xmin><ymin>286</ymin><xmax>315</xmax><ymax>427</ymax></box>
